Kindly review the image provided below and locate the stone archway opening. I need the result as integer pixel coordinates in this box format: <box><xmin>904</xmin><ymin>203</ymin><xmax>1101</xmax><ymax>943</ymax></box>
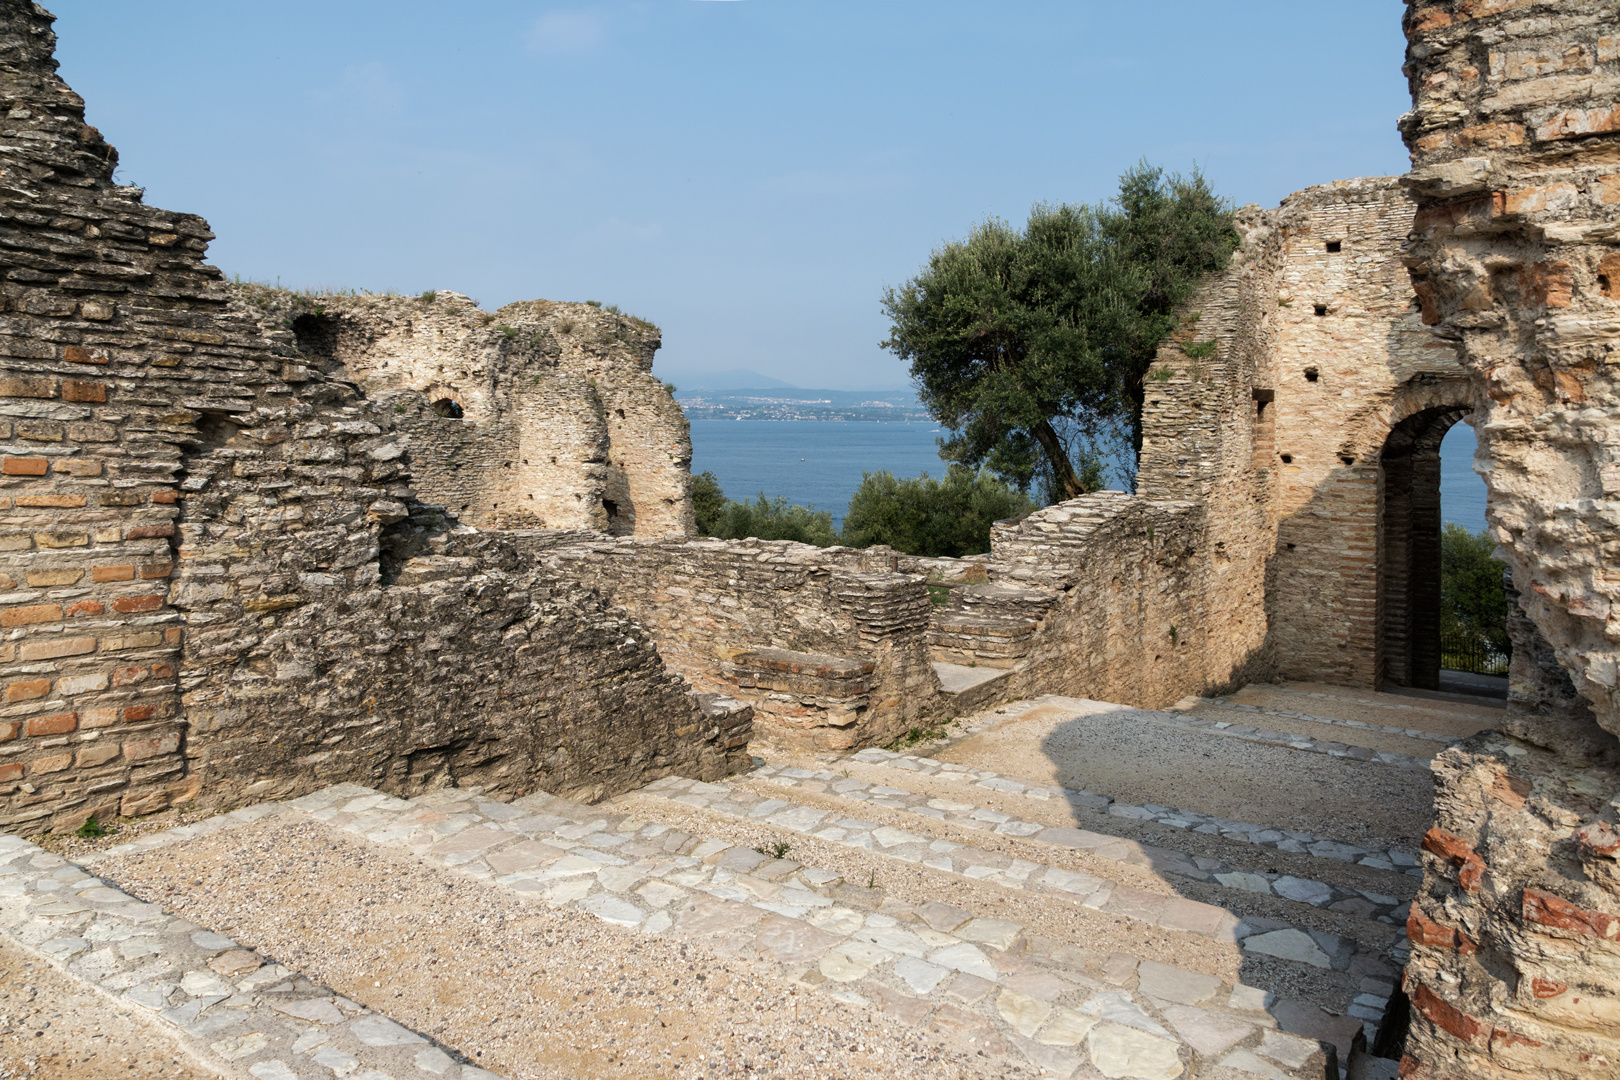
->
<box><xmin>1376</xmin><ymin>403</ymin><xmax>1470</xmax><ymax>691</ymax></box>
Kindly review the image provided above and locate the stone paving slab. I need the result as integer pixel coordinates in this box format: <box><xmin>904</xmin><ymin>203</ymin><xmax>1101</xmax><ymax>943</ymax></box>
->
<box><xmin>638</xmin><ymin>772</ymin><xmax>1402</xmax><ymax>990</ymax></box>
<box><xmin>86</xmin><ymin>784</ymin><xmax>1342</xmax><ymax>1080</ymax></box>
<box><xmin>0</xmin><ymin>818</ymin><xmax>498</xmax><ymax>1080</ymax></box>
<box><xmin>743</xmin><ymin>760</ymin><xmax>1416</xmax><ymax>927</ymax></box>
<box><xmin>845</xmin><ymin>744</ymin><xmax>1423</xmax><ymax>877</ymax></box>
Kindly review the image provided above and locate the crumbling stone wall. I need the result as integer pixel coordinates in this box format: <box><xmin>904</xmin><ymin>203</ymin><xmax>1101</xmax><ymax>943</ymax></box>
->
<box><xmin>540</xmin><ymin>535</ymin><xmax>938</xmax><ymax>750</ymax></box>
<box><xmin>1398</xmin><ymin>2</ymin><xmax>1620</xmax><ymax>1077</ymax></box>
<box><xmin>0</xmin><ymin>0</ymin><xmax>741</xmax><ymax>835</ymax></box>
<box><xmin>235</xmin><ymin>288</ymin><xmax>694</xmax><ymax>537</ymax></box>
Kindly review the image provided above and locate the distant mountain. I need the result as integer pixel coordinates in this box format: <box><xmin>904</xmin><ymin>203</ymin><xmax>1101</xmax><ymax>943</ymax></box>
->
<box><xmin>655</xmin><ymin>367</ymin><xmax>798</xmax><ymax>391</ymax></box>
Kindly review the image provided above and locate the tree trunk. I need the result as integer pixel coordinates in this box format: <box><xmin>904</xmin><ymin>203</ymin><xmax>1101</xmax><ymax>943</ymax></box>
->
<box><xmin>1032</xmin><ymin>419</ymin><xmax>1083</xmax><ymax>500</ymax></box>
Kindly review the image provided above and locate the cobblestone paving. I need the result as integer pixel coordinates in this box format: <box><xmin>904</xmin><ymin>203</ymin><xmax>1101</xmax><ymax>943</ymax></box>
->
<box><xmin>73</xmin><ymin>784</ymin><xmax>1344</xmax><ymax>1080</ymax></box>
<box><xmin>0</xmin><ymin>813</ymin><xmax>497</xmax><ymax>1080</ymax></box>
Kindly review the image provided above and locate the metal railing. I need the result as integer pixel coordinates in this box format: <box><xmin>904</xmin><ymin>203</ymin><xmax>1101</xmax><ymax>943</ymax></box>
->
<box><xmin>1440</xmin><ymin>631</ymin><xmax>1510</xmax><ymax>676</ymax></box>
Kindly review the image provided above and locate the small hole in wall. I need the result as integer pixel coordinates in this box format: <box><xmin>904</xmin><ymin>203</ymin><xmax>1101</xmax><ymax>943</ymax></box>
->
<box><xmin>1341</xmin><ymin>455</ymin><xmax>1355</xmax><ymax>466</ymax></box>
<box><xmin>528</xmin><ymin>493</ymin><xmax>534</xmax><ymax>499</ymax></box>
<box><xmin>502</xmin><ymin>461</ymin><xmax>512</xmax><ymax>469</ymax></box>
<box><xmin>550</xmin><ymin>456</ymin><xmax>557</xmax><ymax>464</ymax></box>
<box><xmin>1304</xmin><ymin>367</ymin><xmax>1319</xmax><ymax>382</ymax></box>
<box><xmin>615</xmin><ymin>408</ymin><xmax>625</xmax><ymax>419</ymax></box>
<box><xmin>1286</xmin><ymin>543</ymin><xmax>1297</xmax><ymax>551</ymax></box>
<box><xmin>460</xmin><ymin>503</ymin><xmax>470</xmax><ymax>511</ymax></box>
<box><xmin>1280</xmin><ymin>453</ymin><xmax>1294</xmax><ymax>464</ymax></box>
<box><xmin>431</xmin><ymin>398</ymin><xmax>464</xmax><ymax>419</ymax></box>
<box><xmin>1313</xmin><ymin>304</ymin><xmax>1328</xmax><ymax>317</ymax></box>
<box><xmin>1325</xmin><ymin>241</ymin><xmax>1341</xmax><ymax>253</ymax></box>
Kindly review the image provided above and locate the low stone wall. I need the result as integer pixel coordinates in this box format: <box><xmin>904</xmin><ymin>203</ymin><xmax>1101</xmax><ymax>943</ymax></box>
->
<box><xmin>975</xmin><ymin>494</ymin><xmax>1268</xmax><ymax>709</ymax></box>
<box><xmin>540</xmin><ymin>536</ymin><xmax>941</xmax><ymax>749</ymax></box>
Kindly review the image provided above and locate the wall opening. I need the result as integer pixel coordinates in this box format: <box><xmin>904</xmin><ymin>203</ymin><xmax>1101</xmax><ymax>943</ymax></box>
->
<box><xmin>1251</xmin><ymin>388</ymin><xmax>1275</xmax><ymax>470</ymax></box>
<box><xmin>431</xmin><ymin>398</ymin><xmax>464</xmax><ymax>419</ymax></box>
<box><xmin>1377</xmin><ymin>404</ymin><xmax>1469</xmax><ymax>690</ymax></box>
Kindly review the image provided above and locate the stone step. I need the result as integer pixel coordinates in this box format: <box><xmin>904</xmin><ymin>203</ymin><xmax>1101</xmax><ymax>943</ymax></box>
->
<box><xmin>633</xmin><ymin>770</ymin><xmax>1400</xmax><ymax>1059</ymax></box>
<box><xmin>931</xmin><ymin>660</ymin><xmax>1017</xmax><ymax>711</ymax></box>
<box><xmin>0</xmin><ymin>815</ymin><xmax>498</xmax><ymax>1080</ymax></box>
<box><xmin>1226</xmin><ymin>682</ymin><xmax>1502</xmax><ymax>740</ymax></box>
<box><xmin>81</xmin><ymin>783</ymin><xmax>1345</xmax><ymax>1080</ymax></box>
<box><xmin>928</xmin><ymin>611</ymin><xmax>1038</xmax><ymax>667</ymax></box>
<box><xmin>1181</xmin><ymin>699</ymin><xmax>1460</xmax><ymax>761</ymax></box>
<box><xmin>760</xmin><ymin>754</ymin><xmax>1418</xmax><ymax>920</ymax></box>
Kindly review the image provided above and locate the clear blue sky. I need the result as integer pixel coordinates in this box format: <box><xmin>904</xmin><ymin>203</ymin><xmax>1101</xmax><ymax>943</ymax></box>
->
<box><xmin>51</xmin><ymin>2</ymin><xmax>1412</xmax><ymax>390</ymax></box>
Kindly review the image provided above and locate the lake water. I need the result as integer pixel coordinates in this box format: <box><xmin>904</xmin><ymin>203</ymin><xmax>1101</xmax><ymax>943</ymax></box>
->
<box><xmin>689</xmin><ymin>418</ymin><xmax>1490</xmax><ymax>535</ymax></box>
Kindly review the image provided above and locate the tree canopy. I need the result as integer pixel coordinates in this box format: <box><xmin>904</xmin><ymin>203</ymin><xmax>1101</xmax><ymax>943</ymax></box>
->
<box><xmin>881</xmin><ymin>163</ymin><xmax>1238</xmax><ymax>503</ymax></box>
<box><xmin>1440</xmin><ymin>523</ymin><xmax>1511</xmax><ymax>657</ymax></box>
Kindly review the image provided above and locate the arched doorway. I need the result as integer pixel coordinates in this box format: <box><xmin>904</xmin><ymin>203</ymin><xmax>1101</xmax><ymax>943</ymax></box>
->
<box><xmin>1377</xmin><ymin>403</ymin><xmax>1469</xmax><ymax>690</ymax></box>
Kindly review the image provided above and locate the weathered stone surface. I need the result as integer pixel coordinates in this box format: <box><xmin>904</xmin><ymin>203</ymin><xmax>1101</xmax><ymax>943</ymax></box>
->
<box><xmin>1399</xmin><ymin>4</ymin><xmax>1620</xmax><ymax>1079</ymax></box>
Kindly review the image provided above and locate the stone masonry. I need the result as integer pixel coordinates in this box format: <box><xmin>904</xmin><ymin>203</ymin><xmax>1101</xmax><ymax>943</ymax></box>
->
<box><xmin>0</xmin><ymin>0</ymin><xmax>746</xmax><ymax>837</ymax></box>
<box><xmin>1396</xmin><ymin>2</ymin><xmax>1620</xmax><ymax>1078</ymax></box>
<box><xmin>234</xmin><ymin>286</ymin><xmax>695</xmax><ymax>537</ymax></box>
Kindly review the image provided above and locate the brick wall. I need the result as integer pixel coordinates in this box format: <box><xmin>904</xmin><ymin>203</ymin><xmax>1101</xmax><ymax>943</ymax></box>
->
<box><xmin>0</xmin><ymin>0</ymin><xmax>742</xmax><ymax>834</ymax></box>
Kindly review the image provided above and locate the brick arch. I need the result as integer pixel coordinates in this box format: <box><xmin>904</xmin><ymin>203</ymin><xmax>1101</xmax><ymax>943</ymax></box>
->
<box><xmin>1336</xmin><ymin>373</ymin><xmax>1477</xmax><ymax>464</ymax></box>
<box><xmin>1376</xmin><ymin>399</ymin><xmax>1475</xmax><ymax>690</ymax></box>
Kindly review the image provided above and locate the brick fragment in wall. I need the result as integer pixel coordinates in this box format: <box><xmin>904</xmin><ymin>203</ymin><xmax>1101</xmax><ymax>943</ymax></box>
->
<box><xmin>0</xmin><ymin>1</ymin><xmax>743</xmax><ymax>835</ymax></box>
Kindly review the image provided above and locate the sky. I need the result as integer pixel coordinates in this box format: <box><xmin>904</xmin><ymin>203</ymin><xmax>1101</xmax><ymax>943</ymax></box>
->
<box><xmin>51</xmin><ymin>2</ymin><xmax>1413</xmax><ymax>391</ymax></box>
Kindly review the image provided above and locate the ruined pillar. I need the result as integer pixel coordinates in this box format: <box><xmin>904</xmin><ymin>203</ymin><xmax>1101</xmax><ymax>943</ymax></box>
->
<box><xmin>1398</xmin><ymin>2</ymin><xmax>1620</xmax><ymax>1076</ymax></box>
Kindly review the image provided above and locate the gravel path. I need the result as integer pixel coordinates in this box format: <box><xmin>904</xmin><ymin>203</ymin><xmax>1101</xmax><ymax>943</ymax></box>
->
<box><xmin>1184</xmin><ymin>703</ymin><xmax>1449</xmax><ymax>760</ymax></box>
<box><xmin>96</xmin><ymin>819</ymin><xmax>1032</xmax><ymax>1080</ymax></box>
<box><xmin>1230</xmin><ymin>683</ymin><xmax>1500</xmax><ymax>739</ymax></box>
<box><xmin>935</xmin><ymin>703</ymin><xmax>1435</xmax><ymax>850</ymax></box>
<box><xmin>0</xmin><ymin>934</ymin><xmax>219</xmax><ymax>1080</ymax></box>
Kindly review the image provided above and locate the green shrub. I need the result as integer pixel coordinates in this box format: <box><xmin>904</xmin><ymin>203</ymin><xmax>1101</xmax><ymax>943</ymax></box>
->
<box><xmin>712</xmin><ymin>494</ymin><xmax>838</xmax><ymax>546</ymax></box>
<box><xmin>690</xmin><ymin>471</ymin><xmax>837</xmax><ymax>546</ymax></box>
<box><xmin>840</xmin><ymin>465</ymin><xmax>1037</xmax><ymax>557</ymax></box>
<box><xmin>692</xmin><ymin>471</ymin><xmax>727</xmax><ymax>536</ymax></box>
<box><xmin>1441</xmin><ymin>523</ymin><xmax>1510</xmax><ymax>656</ymax></box>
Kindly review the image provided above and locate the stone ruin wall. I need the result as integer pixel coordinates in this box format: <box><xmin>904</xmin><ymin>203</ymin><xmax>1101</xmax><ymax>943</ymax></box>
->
<box><xmin>1396</xmin><ymin>2</ymin><xmax>1620</xmax><ymax>1078</ymax></box>
<box><xmin>0</xmin><ymin>0</ymin><xmax>745</xmax><ymax>837</ymax></box>
<box><xmin>537</xmin><ymin>534</ymin><xmax>940</xmax><ymax>751</ymax></box>
<box><xmin>1263</xmin><ymin>179</ymin><xmax>1475</xmax><ymax>689</ymax></box>
<box><xmin>236</xmin><ymin>287</ymin><xmax>694</xmax><ymax>538</ymax></box>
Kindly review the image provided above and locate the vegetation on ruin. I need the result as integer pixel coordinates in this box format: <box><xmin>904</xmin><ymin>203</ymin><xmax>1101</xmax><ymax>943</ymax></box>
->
<box><xmin>881</xmin><ymin>163</ymin><xmax>1238</xmax><ymax>503</ymax></box>
<box><xmin>840</xmin><ymin>466</ymin><xmax>1036</xmax><ymax>557</ymax></box>
<box><xmin>691</xmin><ymin>471</ymin><xmax>839</xmax><ymax>546</ymax></box>
<box><xmin>1440</xmin><ymin>523</ymin><xmax>1511</xmax><ymax>662</ymax></box>
<box><xmin>693</xmin><ymin>467</ymin><xmax>1031</xmax><ymax>555</ymax></box>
